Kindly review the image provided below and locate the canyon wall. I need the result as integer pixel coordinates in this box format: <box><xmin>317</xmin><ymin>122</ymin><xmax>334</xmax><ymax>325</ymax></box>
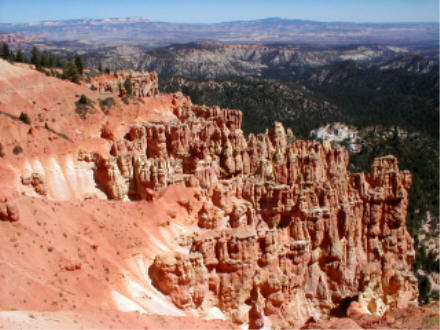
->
<box><xmin>0</xmin><ymin>58</ymin><xmax>424</xmax><ymax>329</ymax></box>
<box><xmin>44</xmin><ymin>95</ymin><xmax>417</xmax><ymax>328</ymax></box>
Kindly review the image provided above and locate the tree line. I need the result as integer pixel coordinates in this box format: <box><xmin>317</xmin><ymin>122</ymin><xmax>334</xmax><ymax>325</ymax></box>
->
<box><xmin>0</xmin><ymin>42</ymin><xmax>84</xmax><ymax>84</ymax></box>
<box><xmin>161</xmin><ymin>71</ymin><xmax>439</xmax><ymax>305</ymax></box>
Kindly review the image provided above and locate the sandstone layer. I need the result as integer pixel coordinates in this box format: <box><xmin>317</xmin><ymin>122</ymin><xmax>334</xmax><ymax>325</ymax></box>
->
<box><xmin>0</xmin><ymin>59</ymin><xmax>419</xmax><ymax>329</ymax></box>
<box><xmin>93</xmin><ymin>70</ymin><xmax>159</xmax><ymax>98</ymax></box>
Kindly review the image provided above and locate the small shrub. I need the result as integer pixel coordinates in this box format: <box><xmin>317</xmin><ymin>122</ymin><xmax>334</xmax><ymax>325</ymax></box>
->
<box><xmin>13</xmin><ymin>146</ymin><xmax>23</xmax><ymax>155</ymax></box>
<box><xmin>99</xmin><ymin>97</ymin><xmax>115</xmax><ymax>115</ymax></box>
<box><xmin>78</xmin><ymin>94</ymin><xmax>88</xmax><ymax>105</ymax></box>
<box><xmin>75</xmin><ymin>95</ymin><xmax>96</xmax><ymax>119</ymax></box>
<box><xmin>0</xmin><ymin>143</ymin><xmax>5</xmax><ymax>157</ymax></box>
<box><xmin>122</xmin><ymin>95</ymin><xmax>132</xmax><ymax>104</ymax></box>
<box><xmin>19</xmin><ymin>112</ymin><xmax>31</xmax><ymax>124</ymax></box>
<box><xmin>430</xmin><ymin>290</ymin><xmax>440</xmax><ymax>301</ymax></box>
<box><xmin>90</xmin><ymin>84</ymin><xmax>97</xmax><ymax>91</ymax></box>
<box><xmin>418</xmin><ymin>275</ymin><xmax>432</xmax><ymax>305</ymax></box>
<box><xmin>88</xmin><ymin>69</ymin><xmax>100</xmax><ymax>78</ymax></box>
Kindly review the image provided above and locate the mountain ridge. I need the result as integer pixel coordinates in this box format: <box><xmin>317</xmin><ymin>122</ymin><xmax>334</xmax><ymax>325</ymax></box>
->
<box><xmin>0</xmin><ymin>17</ymin><xmax>437</xmax><ymax>46</ymax></box>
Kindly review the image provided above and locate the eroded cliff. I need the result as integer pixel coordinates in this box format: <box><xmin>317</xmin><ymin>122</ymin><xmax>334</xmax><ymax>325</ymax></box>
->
<box><xmin>0</xmin><ymin>59</ymin><xmax>419</xmax><ymax>329</ymax></box>
<box><xmin>72</xmin><ymin>95</ymin><xmax>418</xmax><ymax>328</ymax></box>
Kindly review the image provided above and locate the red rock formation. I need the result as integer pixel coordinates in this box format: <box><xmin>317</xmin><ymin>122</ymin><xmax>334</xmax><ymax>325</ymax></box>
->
<box><xmin>0</xmin><ymin>60</ymin><xmax>418</xmax><ymax>329</ymax></box>
<box><xmin>75</xmin><ymin>94</ymin><xmax>417</xmax><ymax>328</ymax></box>
<box><xmin>0</xmin><ymin>186</ymin><xmax>20</xmax><ymax>222</ymax></box>
<box><xmin>306</xmin><ymin>301</ymin><xmax>440</xmax><ymax>329</ymax></box>
<box><xmin>94</xmin><ymin>70</ymin><xmax>159</xmax><ymax>97</ymax></box>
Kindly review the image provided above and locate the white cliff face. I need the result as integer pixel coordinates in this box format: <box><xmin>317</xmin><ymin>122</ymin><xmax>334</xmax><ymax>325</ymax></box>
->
<box><xmin>20</xmin><ymin>156</ymin><xmax>107</xmax><ymax>200</ymax></box>
<box><xmin>310</xmin><ymin>123</ymin><xmax>361</xmax><ymax>153</ymax></box>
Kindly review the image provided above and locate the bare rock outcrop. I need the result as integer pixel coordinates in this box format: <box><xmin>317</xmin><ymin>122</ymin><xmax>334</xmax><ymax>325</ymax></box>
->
<box><xmin>0</xmin><ymin>186</ymin><xmax>20</xmax><ymax>222</ymax></box>
<box><xmin>96</xmin><ymin>70</ymin><xmax>159</xmax><ymax>97</ymax></box>
<box><xmin>77</xmin><ymin>94</ymin><xmax>417</xmax><ymax>328</ymax></box>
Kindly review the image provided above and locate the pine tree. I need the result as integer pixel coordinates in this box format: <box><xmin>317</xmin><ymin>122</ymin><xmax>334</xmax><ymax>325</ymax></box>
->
<box><xmin>48</xmin><ymin>54</ymin><xmax>54</xmax><ymax>68</ymax></box>
<box><xmin>74</xmin><ymin>54</ymin><xmax>83</xmax><ymax>75</ymax></box>
<box><xmin>78</xmin><ymin>94</ymin><xmax>88</xmax><ymax>104</ymax></box>
<box><xmin>62</xmin><ymin>59</ymin><xmax>80</xmax><ymax>83</ymax></box>
<box><xmin>15</xmin><ymin>48</ymin><xmax>25</xmax><ymax>62</ymax></box>
<box><xmin>7</xmin><ymin>50</ymin><xmax>15</xmax><ymax>62</ymax></box>
<box><xmin>98</xmin><ymin>62</ymin><xmax>102</xmax><ymax>72</ymax></box>
<box><xmin>41</xmin><ymin>51</ymin><xmax>51</xmax><ymax>67</ymax></box>
<box><xmin>30</xmin><ymin>46</ymin><xmax>41</xmax><ymax>69</ymax></box>
<box><xmin>124</xmin><ymin>77</ymin><xmax>133</xmax><ymax>96</ymax></box>
<box><xmin>1</xmin><ymin>42</ymin><xmax>9</xmax><ymax>60</ymax></box>
<box><xmin>54</xmin><ymin>56</ymin><xmax>63</xmax><ymax>68</ymax></box>
<box><xmin>418</xmin><ymin>275</ymin><xmax>432</xmax><ymax>305</ymax></box>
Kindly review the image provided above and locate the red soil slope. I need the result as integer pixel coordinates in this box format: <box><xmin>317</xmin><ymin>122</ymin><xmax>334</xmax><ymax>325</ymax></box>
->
<box><xmin>0</xmin><ymin>59</ymin><xmax>236</xmax><ymax>328</ymax></box>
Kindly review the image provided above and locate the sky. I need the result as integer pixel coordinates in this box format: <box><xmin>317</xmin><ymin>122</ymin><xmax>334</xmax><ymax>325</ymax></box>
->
<box><xmin>0</xmin><ymin>0</ymin><xmax>438</xmax><ymax>24</ymax></box>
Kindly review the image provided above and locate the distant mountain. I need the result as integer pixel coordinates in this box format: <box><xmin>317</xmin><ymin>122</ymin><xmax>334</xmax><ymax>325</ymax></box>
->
<box><xmin>0</xmin><ymin>17</ymin><xmax>437</xmax><ymax>46</ymax></box>
<box><xmin>377</xmin><ymin>55</ymin><xmax>439</xmax><ymax>74</ymax></box>
<box><xmin>78</xmin><ymin>42</ymin><xmax>438</xmax><ymax>79</ymax></box>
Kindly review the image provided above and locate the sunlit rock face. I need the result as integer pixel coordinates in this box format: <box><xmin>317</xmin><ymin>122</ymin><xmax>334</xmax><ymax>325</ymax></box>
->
<box><xmin>77</xmin><ymin>94</ymin><xmax>417</xmax><ymax>328</ymax></box>
<box><xmin>96</xmin><ymin>70</ymin><xmax>159</xmax><ymax>97</ymax></box>
<box><xmin>0</xmin><ymin>58</ymin><xmax>417</xmax><ymax>328</ymax></box>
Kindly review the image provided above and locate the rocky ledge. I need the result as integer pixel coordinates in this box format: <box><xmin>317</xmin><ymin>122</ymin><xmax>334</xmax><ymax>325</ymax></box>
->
<box><xmin>63</xmin><ymin>94</ymin><xmax>417</xmax><ymax>328</ymax></box>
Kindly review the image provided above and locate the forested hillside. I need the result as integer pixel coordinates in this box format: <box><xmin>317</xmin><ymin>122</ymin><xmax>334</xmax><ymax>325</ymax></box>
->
<box><xmin>161</xmin><ymin>62</ymin><xmax>439</xmax><ymax>303</ymax></box>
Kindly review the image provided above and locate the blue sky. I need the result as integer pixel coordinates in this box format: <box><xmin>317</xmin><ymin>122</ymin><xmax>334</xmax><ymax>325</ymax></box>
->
<box><xmin>0</xmin><ymin>0</ymin><xmax>438</xmax><ymax>23</ymax></box>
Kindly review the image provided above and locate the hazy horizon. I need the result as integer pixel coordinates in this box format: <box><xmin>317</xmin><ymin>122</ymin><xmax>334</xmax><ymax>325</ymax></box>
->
<box><xmin>0</xmin><ymin>0</ymin><xmax>438</xmax><ymax>24</ymax></box>
<box><xmin>1</xmin><ymin>16</ymin><xmax>439</xmax><ymax>25</ymax></box>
